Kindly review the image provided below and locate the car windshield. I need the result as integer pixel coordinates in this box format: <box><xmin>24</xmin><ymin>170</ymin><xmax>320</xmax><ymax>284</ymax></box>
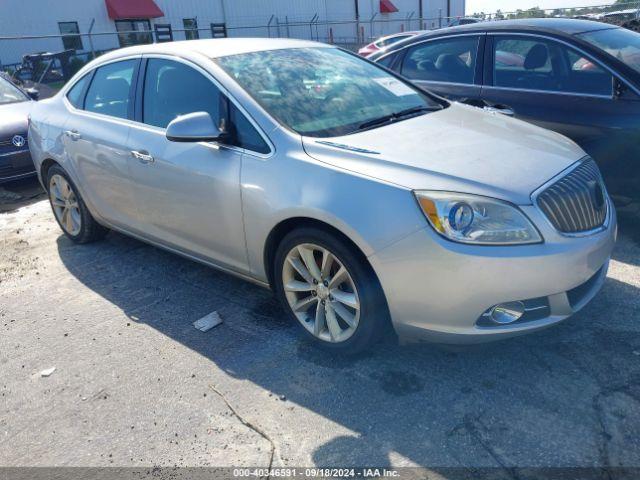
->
<box><xmin>215</xmin><ymin>47</ymin><xmax>443</xmax><ymax>137</ymax></box>
<box><xmin>0</xmin><ymin>77</ymin><xmax>28</xmax><ymax>105</ymax></box>
<box><xmin>577</xmin><ymin>27</ymin><xmax>640</xmax><ymax>74</ymax></box>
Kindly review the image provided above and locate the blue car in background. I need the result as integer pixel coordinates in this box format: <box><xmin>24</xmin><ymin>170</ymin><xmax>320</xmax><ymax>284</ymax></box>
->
<box><xmin>370</xmin><ymin>18</ymin><xmax>640</xmax><ymax>205</ymax></box>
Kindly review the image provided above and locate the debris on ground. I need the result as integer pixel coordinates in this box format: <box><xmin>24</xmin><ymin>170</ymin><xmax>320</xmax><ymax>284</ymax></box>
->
<box><xmin>193</xmin><ymin>311</ymin><xmax>223</xmax><ymax>332</ymax></box>
<box><xmin>40</xmin><ymin>367</ymin><xmax>56</xmax><ymax>377</ymax></box>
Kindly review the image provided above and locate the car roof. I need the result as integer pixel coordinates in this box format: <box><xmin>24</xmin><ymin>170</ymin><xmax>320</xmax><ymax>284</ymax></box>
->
<box><xmin>435</xmin><ymin>18</ymin><xmax>618</xmax><ymax>36</ymax></box>
<box><xmin>97</xmin><ymin>37</ymin><xmax>330</xmax><ymax>63</ymax></box>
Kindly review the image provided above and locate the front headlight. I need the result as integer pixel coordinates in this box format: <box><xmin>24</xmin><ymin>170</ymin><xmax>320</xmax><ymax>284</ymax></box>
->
<box><xmin>415</xmin><ymin>191</ymin><xmax>542</xmax><ymax>245</ymax></box>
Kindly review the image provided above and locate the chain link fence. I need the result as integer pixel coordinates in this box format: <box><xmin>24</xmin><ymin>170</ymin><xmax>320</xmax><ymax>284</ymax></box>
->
<box><xmin>2</xmin><ymin>2</ymin><xmax>640</xmax><ymax>97</ymax></box>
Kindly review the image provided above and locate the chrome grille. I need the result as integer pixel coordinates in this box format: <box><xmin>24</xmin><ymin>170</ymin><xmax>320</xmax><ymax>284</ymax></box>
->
<box><xmin>0</xmin><ymin>134</ymin><xmax>28</xmax><ymax>147</ymax></box>
<box><xmin>536</xmin><ymin>159</ymin><xmax>607</xmax><ymax>234</ymax></box>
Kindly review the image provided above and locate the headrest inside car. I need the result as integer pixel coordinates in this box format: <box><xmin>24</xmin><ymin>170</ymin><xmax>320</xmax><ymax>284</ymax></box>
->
<box><xmin>524</xmin><ymin>44</ymin><xmax>549</xmax><ymax>70</ymax></box>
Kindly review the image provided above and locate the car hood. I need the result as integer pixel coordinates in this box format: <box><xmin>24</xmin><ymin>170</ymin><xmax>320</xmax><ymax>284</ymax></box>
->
<box><xmin>302</xmin><ymin>103</ymin><xmax>585</xmax><ymax>205</ymax></box>
<box><xmin>0</xmin><ymin>100</ymin><xmax>32</xmax><ymax>137</ymax></box>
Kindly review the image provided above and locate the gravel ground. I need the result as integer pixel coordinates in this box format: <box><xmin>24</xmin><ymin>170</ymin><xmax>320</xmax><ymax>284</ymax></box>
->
<box><xmin>1</xmin><ymin>178</ymin><xmax>640</xmax><ymax>472</ymax></box>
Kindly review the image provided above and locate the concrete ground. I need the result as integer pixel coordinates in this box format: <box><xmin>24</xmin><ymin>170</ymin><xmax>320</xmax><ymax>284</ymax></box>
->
<box><xmin>1</xmin><ymin>177</ymin><xmax>640</xmax><ymax>472</ymax></box>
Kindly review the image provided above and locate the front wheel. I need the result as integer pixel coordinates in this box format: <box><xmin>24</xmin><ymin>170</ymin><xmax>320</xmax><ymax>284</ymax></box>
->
<box><xmin>274</xmin><ymin>227</ymin><xmax>388</xmax><ymax>353</ymax></box>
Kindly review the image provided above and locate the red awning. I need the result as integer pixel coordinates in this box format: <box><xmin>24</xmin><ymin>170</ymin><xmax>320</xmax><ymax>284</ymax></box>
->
<box><xmin>380</xmin><ymin>0</ymin><xmax>399</xmax><ymax>13</ymax></box>
<box><xmin>105</xmin><ymin>0</ymin><xmax>164</xmax><ymax>19</ymax></box>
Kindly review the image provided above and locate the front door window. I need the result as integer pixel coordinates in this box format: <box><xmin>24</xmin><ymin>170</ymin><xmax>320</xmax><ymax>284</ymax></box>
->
<box><xmin>493</xmin><ymin>36</ymin><xmax>613</xmax><ymax>97</ymax></box>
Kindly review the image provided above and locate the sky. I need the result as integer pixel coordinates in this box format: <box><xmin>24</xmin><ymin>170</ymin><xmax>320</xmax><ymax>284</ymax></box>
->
<box><xmin>466</xmin><ymin>0</ymin><xmax>611</xmax><ymax>15</ymax></box>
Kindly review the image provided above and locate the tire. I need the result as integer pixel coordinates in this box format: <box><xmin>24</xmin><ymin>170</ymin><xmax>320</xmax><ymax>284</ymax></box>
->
<box><xmin>46</xmin><ymin>165</ymin><xmax>108</xmax><ymax>244</ymax></box>
<box><xmin>273</xmin><ymin>226</ymin><xmax>388</xmax><ymax>354</ymax></box>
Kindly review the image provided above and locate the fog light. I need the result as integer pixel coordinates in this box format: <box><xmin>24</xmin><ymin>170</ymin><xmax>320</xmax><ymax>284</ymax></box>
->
<box><xmin>490</xmin><ymin>301</ymin><xmax>525</xmax><ymax>324</ymax></box>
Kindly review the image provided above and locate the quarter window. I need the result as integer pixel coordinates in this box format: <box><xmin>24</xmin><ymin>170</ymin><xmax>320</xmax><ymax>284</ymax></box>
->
<box><xmin>84</xmin><ymin>60</ymin><xmax>136</xmax><ymax>119</ymax></box>
<box><xmin>66</xmin><ymin>73</ymin><xmax>91</xmax><ymax>108</ymax></box>
<box><xmin>377</xmin><ymin>53</ymin><xmax>398</xmax><ymax>69</ymax></box>
<box><xmin>228</xmin><ymin>103</ymin><xmax>270</xmax><ymax>154</ymax></box>
<box><xmin>401</xmin><ymin>36</ymin><xmax>480</xmax><ymax>84</ymax></box>
<box><xmin>143</xmin><ymin>59</ymin><xmax>221</xmax><ymax>129</ymax></box>
<box><xmin>58</xmin><ymin>22</ymin><xmax>83</xmax><ymax>51</ymax></box>
<box><xmin>493</xmin><ymin>37</ymin><xmax>613</xmax><ymax>96</ymax></box>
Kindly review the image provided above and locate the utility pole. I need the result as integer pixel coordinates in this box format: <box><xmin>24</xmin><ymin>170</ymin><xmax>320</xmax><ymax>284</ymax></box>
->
<box><xmin>354</xmin><ymin>0</ymin><xmax>360</xmax><ymax>43</ymax></box>
<box><xmin>220</xmin><ymin>0</ymin><xmax>227</xmax><ymax>26</ymax></box>
<box><xmin>418</xmin><ymin>0</ymin><xmax>423</xmax><ymax>29</ymax></box>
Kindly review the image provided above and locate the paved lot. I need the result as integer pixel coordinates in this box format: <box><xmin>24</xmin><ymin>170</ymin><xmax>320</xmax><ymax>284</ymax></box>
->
<box><xmin>1</xmin><ymin>177</ymin><xmax>640</xmax><ymax>471</ymax></box>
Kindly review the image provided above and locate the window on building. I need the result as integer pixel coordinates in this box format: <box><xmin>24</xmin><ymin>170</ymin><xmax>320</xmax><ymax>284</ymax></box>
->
<box><xmin>115</xmin><ymin>19</ymin><xmax>153</xmax><ymax>47</ymax></box>
<box><xmin>58</xmin><ymin>22</ymin><xmax>83</xmax><ymax>51</ymax></box>
<box><xmin>183</xmin><ymin>18</ymin><xmax>199</xmax><ymax>40</ymax></box>
<box><xmin>84</xmin><ymin>60</ymin><xmax>136</xmax><ymax>119</ymax></box>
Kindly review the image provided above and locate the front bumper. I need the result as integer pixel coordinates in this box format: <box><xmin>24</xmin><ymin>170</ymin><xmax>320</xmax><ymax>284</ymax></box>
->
<box><xmin>0</xmin><ymin>149</ymin><xmax>35</xmax><ymax>183</ymax></box>
<box><xmin>369</xmin><ymin>202</ymin><xmax>617</xmax><ymax>344</ymax></box>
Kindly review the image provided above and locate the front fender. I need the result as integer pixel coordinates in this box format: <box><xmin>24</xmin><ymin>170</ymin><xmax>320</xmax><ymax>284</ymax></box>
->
<box><xmin>241</xmin><ymin>148</ymin><xmax>426</xmax><ymax>282</ymax></box>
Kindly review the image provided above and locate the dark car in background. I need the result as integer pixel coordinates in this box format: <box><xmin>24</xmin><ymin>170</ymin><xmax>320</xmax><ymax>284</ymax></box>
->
<box><xmin>0</xmin><ymin>73</ymin><xmax>37</xmax><ymax>183</ymax></box>
<box><xmin>370</xmin><ymin>18</ymin><xmax>640</xmax><ymax>203</ymax></box>
<box><xmin>358</xmin><ymin>31</ymin><xmax>421</xmax><ymax>57</ymax></box>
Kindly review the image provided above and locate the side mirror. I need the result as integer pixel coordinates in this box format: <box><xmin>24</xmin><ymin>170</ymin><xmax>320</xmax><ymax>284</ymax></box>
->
<box><xmin>166</xmin><ymin>111</ymin><xmax>227</xmax><ymax>143</ymax></box>
<box><xmin>612</xmin><ymin>77</ymin><xmax>639</xmax><ymax>100</ymax></box>
<box><xmin>26</xmin><ymin>88</ymin><xmax>39</xmax><ymax>100</ymax></box>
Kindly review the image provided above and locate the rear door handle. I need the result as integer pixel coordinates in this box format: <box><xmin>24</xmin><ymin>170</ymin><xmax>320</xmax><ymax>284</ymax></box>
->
<box><xmin>64</xmin><ymin>130</ymin><xmax>81</xmax><ymax>140</ymax></box>
<box><xmin>131</xmin><ymin>150</ymin><xmax>155</xmax><ymax>164</ymax></box>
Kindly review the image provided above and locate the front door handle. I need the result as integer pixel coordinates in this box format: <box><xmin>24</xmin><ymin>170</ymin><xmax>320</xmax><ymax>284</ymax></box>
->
<box><xmin>64</xmin><ymin>130</ymin><xmax>81</xmax><ymax>141</ymax></box>
<box><xmin>131</xmin><ymin>150</ymin><xmax>155</xmax><ymax>164</ymax></box>
<box><xmin>483</xmin><ymin>105</ymin><xmax>515</xmax><ymax>117</ymax></box>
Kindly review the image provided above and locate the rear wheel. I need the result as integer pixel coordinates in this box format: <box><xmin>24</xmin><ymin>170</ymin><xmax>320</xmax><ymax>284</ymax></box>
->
<box><xmin>274</xmin><ymin>227</ymin><xmax>387</xmax><ymax>353</ymax></box>
<box><xmin>47</xmin><ymin>165</ymin><xmax>108</xmax><ymax>243</ymax></box>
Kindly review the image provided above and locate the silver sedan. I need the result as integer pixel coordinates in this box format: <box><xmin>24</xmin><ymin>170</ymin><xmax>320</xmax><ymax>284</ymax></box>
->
<box><xmin>28</xmin><ymin>38</ymin><xmax>616</xmax><ymax>352</ymax></box>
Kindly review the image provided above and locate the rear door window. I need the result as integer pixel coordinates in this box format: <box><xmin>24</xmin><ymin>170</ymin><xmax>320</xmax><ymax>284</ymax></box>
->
<box><xmin>493</xmin><ymin>36</ymin><xmax>613</xmax><ymax>96</ymax></box>
<box><xmin>400</xmin><ymin>36</ymin><xmax>480</xmax><ymax>84</ymax></box>
<box><xmin>84</xmin><ymin>60</ymin><xmax>136</xmax><ymax>119</ymax></box>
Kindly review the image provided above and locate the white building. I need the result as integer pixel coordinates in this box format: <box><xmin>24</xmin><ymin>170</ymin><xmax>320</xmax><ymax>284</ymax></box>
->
<box><xmin>0</xmin><ymin>0</ymin><xmax>465</xmax><ymax>67</ymax></box>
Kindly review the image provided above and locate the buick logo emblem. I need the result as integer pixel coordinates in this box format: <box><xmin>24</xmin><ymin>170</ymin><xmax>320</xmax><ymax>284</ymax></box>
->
<box><xmin>12</xmin><ymin>135</ymin><xmax>25</xmax><ymax>148</ymax></box>
<box><xmin>587</xmin><ymin>180</ymin><xmax>605</xmax><ymax>209</ymax></box>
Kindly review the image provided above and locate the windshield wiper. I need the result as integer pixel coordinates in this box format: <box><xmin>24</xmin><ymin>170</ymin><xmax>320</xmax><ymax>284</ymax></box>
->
<box><xmin>356</xmin><ymin>105</ymin><xmax>440</xmax><ymax>132</ymax></box>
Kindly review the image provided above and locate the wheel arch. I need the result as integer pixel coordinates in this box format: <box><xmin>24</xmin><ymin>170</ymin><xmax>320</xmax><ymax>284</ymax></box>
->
<box><xmin>40</xmin><ymin>158</ymin><xmax>60</xmax><ymax>188</ymax></box>
<box><xmin>263</xmin><ymin>216</ymin><xmax>377</xmax><ymax>292</ymax></box>
<box><xmin>263</xmin><ymin>216</ymin><xmax>394</xmax><ymax>339</ymax></box>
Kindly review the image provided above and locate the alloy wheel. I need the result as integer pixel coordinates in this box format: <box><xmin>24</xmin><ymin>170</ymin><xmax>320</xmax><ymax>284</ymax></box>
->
<box><xmin>282</xmin><ymin>243</ymin><xmax>360</xmax><ymax>343</ymax></box>
<box><xmin>49</xmin><ymin>174</ymin><xmax>81</xmax><ymax>236</ymax></box>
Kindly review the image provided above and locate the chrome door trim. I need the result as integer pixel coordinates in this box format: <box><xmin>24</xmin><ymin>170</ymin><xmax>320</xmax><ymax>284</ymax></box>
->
<box><xmin>61</xmin><ymin>54</ymin><xmax>143</xmax><ymax>125</ymax></box>
<box><xmin>481</xmin><ymin>84</ymin><xmax>614</xmax><ymax>100</ymax></box>
<box><xmin>377</xmin><ymin>32</ymin><xmax>486</xmax><ymax>88</ymax></box>
<box><xmin>413</xmin><ymin>79</ymin><xmax>483</xmax><ymax>89</ymax></box>
<box><xmin>488</xmin><ymin>31</ymin><xmax>640</xmax><ymax>98</ymax></box>
<box><xmin>376</xmin><ymin>31</ymin><xmax>485</xmax><ymax>64</ymax></box>
<box><xmin>138</xmin><ymin>53</ymin><xmax>275</xmax><ymax>159</ymax></box>
<box><xmin>61</xmin><ymin>54</ymin><xmax>143</xmax><ymax>98</ymax></box>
